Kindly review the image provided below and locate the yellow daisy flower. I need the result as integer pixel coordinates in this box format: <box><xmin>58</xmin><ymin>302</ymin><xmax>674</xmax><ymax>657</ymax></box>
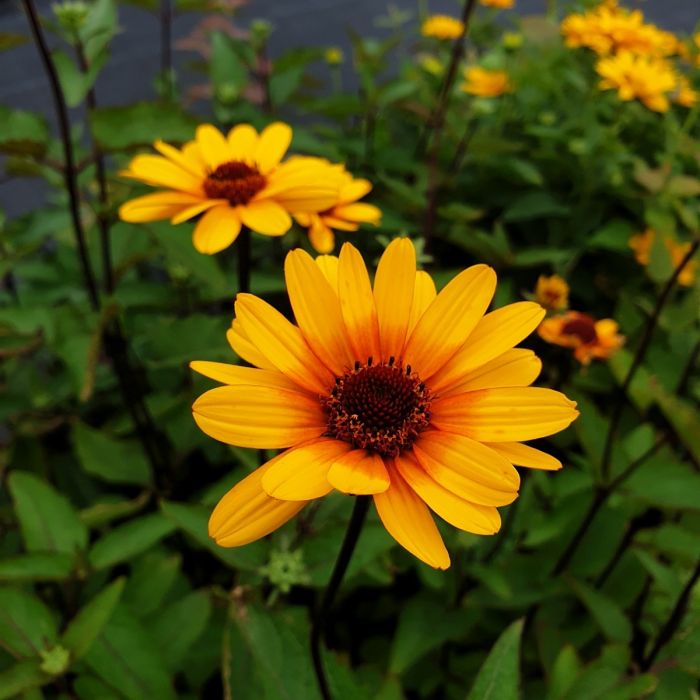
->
<box><xmin>461</xmin><ymin>67</ymin><xmax>512</xmax><ymax>97</ymax></box>
<box><xmin>480</xmin><ymin>0</ymin><xmax>514</xmax><ymax>8</ymax></box>
<box><xmin>629</xmin><ymin>229</ymin><xmax>697</xmax><ymax>286</ymax></box>
<box><xmin>119</xmin><ymin>122</ymin><xmax>341</xmax><ymax>255</ymax></box>
<box><xmin>294</xmin><ymin>171</ymin><xmax>381</xmax><ymax>254</ymax></box>
<box><xmin>675</xmin><ymin>75</ymin><xmax>699</xmax><ymax>108</ymax></box>
<box><xmin>421</xmin><ymin>15</ymin><xmax>464</xmax><ymax>41</ymax></box>
<box><xmin>191</xmin><ymin>239</ymin><xmax>578</xmax><ymax>569</ymax></box>
<box><xmin>535</xmin><ymin>274</ymin><xmax>569</xmax><ymax>311</ymax></box>
<box><xmin>539</xmin><ymin>311</ymin><xmax>624</xmax><ymax>365</ymax></box>
<box><xmin>596</xmin><ymin>51</ymin><xmax>677</xmax><ymax>112</ymax></box>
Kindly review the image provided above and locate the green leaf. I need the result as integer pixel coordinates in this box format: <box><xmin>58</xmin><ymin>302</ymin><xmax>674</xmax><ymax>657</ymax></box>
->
<box><xmin>89</xmin><ymin>514</ymin><xmax>176</xmax><ymax>570</ymax></box>
<box><xmin>0</xmin><ymin>107</ymin><xmax>49</xmax><ymax>157</ymax></box>
<box><xmin>624</xmin><ymin>453</ymin><xmax>700</xmax><ymax>511</ymax></box>
<box><xmin>651</xmin><ymin>384</ymin><xmax>700</xmax><ymax>464</ymax></box>
<box><xmin>62</xmin><ymin>578</ymin><xmax>125</xmax><ymax>662</ymax></box>
<box><xmin>210</xmin><ymin>31</ymin><xmax>248</xmax><ymax>97</ymax></box>
<box><xmin>80</xmin><ymin>0</ymin><xmax>118</xmax><ymax>63</ymax></box>
<box><xmin>8</xmin><ymin>471</ymin><xmax>88</xmax><ymax>555</ymax></box>
<box><xmin>122</xmin><ymin>552</ymin><xmax>181</xmax><ymax>615</ymax></box>
<box><xmin>0</xmin><ymin>32</ymin><xmax>29</xmax><ymax>52</ymax></box>
<box><xmin>52</xmin><ymin>50</ymin><xmax>104</xmax><ymax>108</ymax></box>
<box><xmin>588</xmin><ymin>219</ymin><xmax>636</xmax><ymax>252</ymax></box>
<box><xmin>467</xmin><ymin>619</ymin><xmax>523</xmax><ymax>700</ymax></box>
<box><xmin>567</xmin><ymin>578</ymin><xmax>632</xmax><ymax>643</ymax></box>
<box><xmin>0</xmin><ymin>661</ymin><xmax>48</xmax><ymax>700</ymax></box>
<box><xmin>0</xmin><ymin>553</ymin><xmax>75</xmax><ymax>582</ymax></box>
<box><xmin>607</xmin><ymin>349</ymin><xmax>654</xmax><ymax>411</ymax></box>
<box><xmin>90</xmin><ymin>102</ymin><xmax>198</xmax><ymax>151</ymax></box>
<box><xmin>0</xmin><ymin>587</ymin><xmax>58</xmax><ymax>658</ymax></box>
<box><xmin>73</xmin><ymin>422</ymin><xmax>151</xmax><ymax>485</ymax></box>
<box><xmin>503</xmin><ymin>192</ymin><xmax>569</xmax><ymax>222</ymax></box>
<box><xmin>270</xmin><ymin>65</ymin><xmax>306</xmax><ymax>105</ymax></box>
<box><xmin>546</xmin><ymin>645</ymin><xmax>581</xmax><ymax>700</ymax></box>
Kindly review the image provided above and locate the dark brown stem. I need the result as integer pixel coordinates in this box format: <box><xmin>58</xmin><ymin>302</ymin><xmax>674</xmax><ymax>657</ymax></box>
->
<box><xmin>600</xmin><ymin>238</ymin><xmax>699</xmax><ymax>482</ymax></box>
<box><xmin>22</xmin><ymin>0</ymin><xmax>100</xmax><ymax>311</ymax></box>
<box><xmin>449</xmin><ymin>122</ymin><xmax>476</xmax><ymax>174</ymax></box>
<box><xmin>422</xmin><ymin>0</ymin><xmax>479</xmax><ymax>250</ymax></box>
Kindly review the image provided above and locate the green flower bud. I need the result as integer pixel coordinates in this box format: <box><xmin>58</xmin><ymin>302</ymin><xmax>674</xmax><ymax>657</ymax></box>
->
<box><xmin>39</xmin><ymin>646</ymin><xmax>71</xmax><ymax>676</ymax></box>
<box><xmin>324</xmin><ymin>47</ymin><xmax>344</xmax><ymax>66</ymax></box>
<box><xmin>260</xmin><ymin>548</ymin><xmax>310</xmax><ymax>594</ymax></box>
<box><xmin>52</xmin><ymin>1</ymin><xmax>89</xmax><ymax>34</ymax></box>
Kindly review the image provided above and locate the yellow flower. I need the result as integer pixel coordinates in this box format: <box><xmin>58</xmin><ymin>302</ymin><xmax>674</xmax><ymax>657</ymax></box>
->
<box><xmin>191</xmin><ymin>238</ymin><xmax>578</xmax><ymax>569</ymax></box>
<box><xmin>418</xmin><ymin>54</ymin><xmax>445</xmax><ymax>76</ymax></box>
<box><xmin>675</xmin><ymin>75</ymin><xmax>699</xmax><ymax>108</ymax></box>
<box><xmin>629</xmin><ymin>229</ymin><xmax>697</xmax><ymax>286</ymax></box>
<box><xmin>461</xmin><ymin>67</ymin><xmax>512</xmax><ymax>97</ymax></box>
<box><xmin>324</xmin><ymin>47</ymin><xmax>344</xmax><ymax>65</ymax></box>
<box><xmin>535</xmin><ymin>275</ymin><xmax>569</xmax><ymax>311</ymax></box>
<box><xmin>480</xmin><ymin>0</ymin><xmax>514</xmax><ymax>8</ymax></box>
<box><xmin>119</xmin><ymin>122</ymin><xmax>341</xmax><ymax>255</ymax></box>
<box><xmin>421</xmin><ymin>15</ymin><xmax>464</xmax><ymax>40</ymax></box>
<box><xmin>294</xmin><ymin>170</ymin><xmax>381</xmax><ymax>254</ymax></box>
<box><xmin>596</xmin><ymin>51</ymin><xmax>677</xmax><ymax>112</ymax></box>
<box><xmin>539</xmin><ymin>311</ymin><xmax>624</xmax><ymax>364</ymax></box>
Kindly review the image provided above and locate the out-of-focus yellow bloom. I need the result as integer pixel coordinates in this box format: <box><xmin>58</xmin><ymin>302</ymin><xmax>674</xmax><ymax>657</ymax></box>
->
<box><xmin>539</xmin><ymin>311</ymin><xmax>624</xmax><ymax>364</ymax></box>
<box><xmin>561</xmin><ymin>1</ymin><xmax>679</xmax><ymax>57</ymax></box>
<box><xmin>535</xmin><ymin>275</ymin><xmax>569</xmax><ymax>311</ymax></box>
<box><xmin>502</xmin><ymin>32</ymin><xmax>524</xmax><ymax>50</ymax></box>
<box><xmin>324</xmin><ymin>47</ymin><xmax>344</xmax><ymax>65</ymax></box>
<box><xmin>480</xmin><ymin>0</ymin><xmax>514</xmax><ymax>8</ymax></box>
<box><xmin>629</xmin><ymin>229</ymin><xmax>697</xmax><ymax>286</ymax></box>
<box><xmin>421</xmin><ymin>15</ymin><xmax>464</xmax><ymax>40</ymax></box>
<box><xmin>675</xmin><ymin>75</ymin><xmax>699</xmax><ymax>108</ymax></box>
<box><xmin>596</xmin><ymin>51</ymin><xmax>677</xmax><ymax>112</ymax></box>
<box><xmin>461</xmin><ymin>67</ymin><xmax>512</xmax><ymax>97</ymax></box>
<box><xmin>294</xmin><ymin>169</ymin><xmax>381</xmax><ymax>253</ymax></box>
<box><xmin>418</xmin><ymin>54</ymin><xmax>444</xmax><ymax>76</ymax></box>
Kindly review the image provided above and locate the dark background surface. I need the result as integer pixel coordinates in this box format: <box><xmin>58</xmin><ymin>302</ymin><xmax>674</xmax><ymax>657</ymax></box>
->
<box><xmin>2</xmin><ymin>0</ymin><xmax>699</xmax><ymax>218</ymax></box>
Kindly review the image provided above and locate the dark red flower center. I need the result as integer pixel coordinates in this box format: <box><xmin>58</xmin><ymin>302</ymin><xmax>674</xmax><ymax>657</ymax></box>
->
<box><xmin>203</xmin><ymin>161</ymin><xmax>266</xmax><ymax>205</ymax></box>
<box><xmin>322</xmin><ymin>358</ymin><xmax>433</xmax><ymax>458</ymax></box>
<box><xmin>562</xmin><ymin>315</ymin><xmax>597</xmax><ymax>344</ymax></box>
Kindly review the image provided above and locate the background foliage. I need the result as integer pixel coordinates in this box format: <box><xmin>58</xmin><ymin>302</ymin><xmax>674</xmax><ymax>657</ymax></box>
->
<box><xmin>1</xmin><ymin>0</ymin><xmax>700</xmax><ymax>698</ymax></box>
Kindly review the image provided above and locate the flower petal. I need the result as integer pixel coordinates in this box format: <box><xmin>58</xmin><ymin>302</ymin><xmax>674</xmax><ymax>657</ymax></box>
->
<box><xmin>431</xmin><ymin>387</ymin><xmax>579</xmax><ymax>442</ymax></box>
<box><xmin>373</xmin><ymin>238</ymin><xmax>416</xmax><ymax>361</ymax></box>
<box><xmin>485</xmin><ymin>441</ymin><xmax>562</xmax><ymax>471</ymax></box>
<box><xmin>226</xmin><ymin>319</ymin><xmax>277</xmax><ymax>371</ymax></box>
<box><xmin>339</xmin><ymin>178</ymin><xmax>372</xmax><ymax>204</ymax></box>
<box><xmin>196</xmin><ymin>124</ymin><xmax>233</xmax><ymax>170</ymax></box>
<box><xmin>189</xmin><ymin>361</ymin><xmax>300</xmax><ymax>391</ymax></box>
<box><xmin>412</xmin><ymin>431</ymin><xmax>519</xmax><ymax>506</ymax></box>
<box><xmin>192</xmin><ymin>384</ymin><xmax>326</xmax><ymax>449</ymax></box>
<box><xmin>192</xmin><ymin>205</ymin><xmax>241</xmax><ymax>254</ymax></box>
<box><xmin>338</xmin><ymin>242</ymin><xmax>381</xmax><ymax>362</ymax></box>
<box><xmin>404</xmin><ymin>264</ymin><xmax>496</xmax><ymax>381</ymax></box>
<box><xmin>239</xmin><ymin>200</ymin><xmax>292</xmax><ymax>236</ymax></box>
<box><xmin>154</xmin><ymin>139</ymin><xmax>206</xmax><ymax>178</ymax></box>
<box><xmin>122</xmin><ymin>155</ymin><xmax>204</xmax><ymax>194</ymax></box>
<box><xmin>308</xmin><ymin>219</ymin><xmax>336</xmax><ymax>253</ymax></box>
<box><xmin>227</xmin><ymin>124</ymin><xmax>259</xmax><ymax>160</ymax></box>
<box><xmin>171</xmin><ymin>198</ymin><xmax>225</xmax><ymax>225</ymax></box>
<box><xmin>394</xmin><ymin>453</ymin><xmax>501</xmax><ymax>534</ymax></box>
<box><xmin>315</xmin><ymin>255</ymin><xmax>340</xmax><ymax>291</ymax></box>
<box><xmin>255</xmin><ymin>122</ymin><xmax>292</xmax><ymax>174</ymax></box>
<box><xmin>209</xmin><ymin>463</ymin><xmax>306</xmax><ymax>547</ymax></box>
<box><xmin>373</xmin><ymin>465</ymin><xmax>450</xmax><ymax>569</ymax></box>
<box><xmin>327</xmin><ymin>450</ymin><xmax>390</xmax><ymax>495</ymax></box>
<box><xmin>261</xmin><ymin>438</ymin><xmax>352</xmax><ymax>500</ymax></box>
<box><xmin>332</xmin><ymin>203</ymin><xmax>381</xmax><ymax>225</ymax></box>
<box><xmin>285</xmin><ymin>248</ymin><xmax>354</xmax><ymax>375</ymax></box>
<box><xmin>119</xmin><ymin>191</ymin><xmax>202</xmax><ymax>223</ymax></box>
<box><xmin>235</xmin><ymin>293</ymin><xmax>334</xmax><ymax>393</ymax></box>
<box><xmin>407</xmin><ymin>271</ymin><xmax>437</xmax><ymax>337</ymax></box>
<box><xmin>430</xmin><ymin>302</ymin><xmax>545</xmax><ymax>394</ymax></box>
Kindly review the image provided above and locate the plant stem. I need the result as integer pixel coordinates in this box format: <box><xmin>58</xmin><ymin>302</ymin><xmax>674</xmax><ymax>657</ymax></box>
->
<box><xmin>311</xmin><ymin>496</ymin><xmax>370</xmax><ymax>700</ymax></box>
<box><xmin>237</xmin><ymin>227</ymin><xmax>252</xmax><ymax>294</ymax></box>
<box><xmin>600</xmin><ymin>238</ymin><xmax>699</xmax><ymax>483</ymax></box>
<box><xmin>22</xmin><ymin>0</ymin><xmax>100</xmax><ymax>312</ymax></box>
<box><xmin>422</xmin><ymin>0</ymin><xmax>479</xmax><ymax>250</ymax></box>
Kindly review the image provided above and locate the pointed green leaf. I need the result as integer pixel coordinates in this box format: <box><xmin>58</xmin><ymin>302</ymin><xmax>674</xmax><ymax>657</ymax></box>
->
<box><xmin>0</xmin><ymin>587</ymin><xmax>58</xmax><ymax>658</ymax></box>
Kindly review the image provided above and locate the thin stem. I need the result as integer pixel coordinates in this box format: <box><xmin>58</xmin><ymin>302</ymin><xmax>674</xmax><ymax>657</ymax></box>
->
<box><xmin>422</xmin><ymin>0</ymin><xmax>479</xmax><ymax>249</ymax></box>
<box><xmin>642</xmin><ymin>556</ymin><xmax>700</xmax><ymax>670</ymax></box>
<box><xmin>237</xmin><ymin>227</ymin><xmax>252</xmax><ymax>294</ymax></box>
<box><xmin>311</xmin><ymin>496</ymin><xmax>371</xmax><ymax>700</ymax></box>
<box><xmin>22</xmin><ymin>0</ymin><xmax>100</xmax><ymax>311</ymax></box>
<box><xmin>600</xmin><ymin>238</ymin><xmax>699</xmax><ymax>482</ymax></box>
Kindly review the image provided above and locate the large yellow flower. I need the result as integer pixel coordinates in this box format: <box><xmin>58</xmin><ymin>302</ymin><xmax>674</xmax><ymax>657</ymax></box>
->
<box><xmin>191</xmin><ymin>239</ymin><xmax>578</xmax><ymax>569</ymax></box>
<box><xmin>461</xmin><ymin>67</ymin><xmax>512</xmax><ymax>97</ymax></box>
<box><xmin>294</xmin><ymin>170</ymin><xmax>381</xmax><ymax>254</ymax></box>
<box><xmin>119</xmin><ymin>122</ymin><xmax>341</xmax><ymax>254</ymax></box>
<box><xmin>421</xmin><ymin>15</ymin><xmax>464</xmax><ymax>41</ymax></box>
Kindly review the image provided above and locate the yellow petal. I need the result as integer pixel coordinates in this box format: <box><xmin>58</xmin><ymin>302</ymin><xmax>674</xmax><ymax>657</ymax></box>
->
<box><xmin>255</xmin><ymin>122</ymin><xmax>292</xmax><ymax>174</ymax></box>
<box><xmin>430</xmin><ymin>302</ymin><xmax>545</xmax><ymax>394</ymax></box>
<box><xmin>321</xmin><ymin>214</ymin><xmax>358</xmax><ymax>232</ymax></box>
<box><xmin>189</xmin><ymin>361</ymin><xmax>300</xmax><ymax>391</ymax></box>
<box><xmin>373</xmin><ymin>465</ymin><xmax>450</xmax><ymax>569</ymax></box>
<box><xmin>411</xmin><ymin>435</ymin><xmax>517</xmax><ymax>507</ymax></box>
<box><xmin>327</xmin><ymin>450</ymin><xmax>390</xmax><ymax>495</ymax></box>
<box><xmin>373</xmin><ymin>238</ymin><xmax>416</xmax><ymax>361</ymax></box>
<box><xmin>171</xmin><ymin>199</ymin><xmax>225</xmax><ymax>225</ymax></box>
<box><xmin>394</xmin><ymin>453</ymin><xmax>501</xmax><ymax>534</ymax></box>
<box><xmin>444</xmin><ymin>349</ymin><xmax>542</xmax><ymax>395</ymax></box>
<box><xmin>308</xmin><ymin>219</ymin><xmax>336</xmax><ymax>253</ymax></box>
<box><xmin>192</xmin><ymin>205</ymin><xmax>241</xmax><ymax>254</ymax></box>
<box><xmin>226</xmin><ymin>319</ymin><xmax>276</xmax><ymax>371</ymax></box>
<box><xmin>192</xmin><ymin>384</ymin><xmax>326</xmax><ymax>449</ymax></box>
<box><xmin>122</xmin><ymin>154</ymin><xmax>204</xmax><ymax>194</ymax></box>
<box><xmin>407</xmin><ymin>271</ymin><xmax>437</xmax><ymax>337</ymax></box>
<box><xmin>227</xmin><ymin>124</ymin><xmax>258</xmax><ymax>160</ymax></box>
<box><xmin>196</xmin><ymin>124</ymin><xmax>233</xmax><ymax>170</ymax></box>
<box><xmin>338</xmin><ymin>243</ymin><xmax>381</xmax><ymax>362</ymax></box>
<box><xmin>119</xmin><ymin>191</ymin><xmax>202</xmax><ymax>223</ymax></box>
<box><xmin>209</xmin><ymin>463</ymin><xmax>306</xmax><ymax>547</ymax></box>
<box><xmin>339</xmin><ymin>178</ymin><xmax>372</xmax><ymax>204</ymax></box>
<box><xmin>271</xmin><ymin>186</ymin><xmax>340</xmax><ymax>213</ymax></box>
<box><xmin>285</xmin><ymin>249</ymin><xmax>354</xmax><ymax>375</ymax></box>
<box><xmin>315</xmin><ymin>255</ymin><xmax>340</xmax><ymax>291</ymax></box>
<box><xmin>235</xmin><ymin>293</ymin><xmax>334</xmax><ymax>393</ymax></box>
<box><xmin>431</xmin><ymin>387</ymin><xmax>579</xmax><ymax>442</ymax></box>
<box><xmin>485</xmin><ymin>441</ymin><xmax>562</xmax><ymax>471</ymax></box>
<box><xmin>332</xmin><ymin>203</ymin><xmax>381</xmax><ymax>225</ymax></box>
<box><xmin>239</xmin><ymin>200</ymin><xmax>292</xmax><ymax>236</ymax></box>
<box><xmin>154</xmin><ymin>139</ymin><xmax>206</xmax><ymax>178</ymax></box>
<box><xmin>404</xmin><ymin>264</ymin><xmax>496</xmax><ymax>381</ymax></box>
<box><xmin>261</xmin><ymin>438</ymin><xmax>351</xmax><ymax>500</ymax></box>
